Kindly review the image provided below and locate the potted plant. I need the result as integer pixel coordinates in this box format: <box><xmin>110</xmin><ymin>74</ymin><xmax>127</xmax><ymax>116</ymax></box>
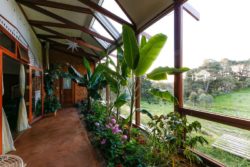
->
<box><xmin>44</xmin><ymin>65</ymin><xmax>63</xmax><ymax>116</ymax></box>
<box><xmin>44</xmin><ymin>95</ymin><xmax>61</xmax><ymax>116</ymax></box>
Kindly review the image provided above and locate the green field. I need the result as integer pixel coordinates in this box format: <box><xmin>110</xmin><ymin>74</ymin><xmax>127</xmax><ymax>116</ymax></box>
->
<box><xmin>121</xmin><ymin>88</ymin><xmax>250</xmax><ymax>166</ymax></box>
<box><xmin>186</xmin><ymin>88</ymin><xmax>250</xmax><ymax>119</ymax></box>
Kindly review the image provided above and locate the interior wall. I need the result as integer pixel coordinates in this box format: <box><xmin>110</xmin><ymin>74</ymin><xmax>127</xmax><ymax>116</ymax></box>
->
<box><xmin>0</xmin><ymin>0</ymin><xmax>42</xmax><ymax>67</ymax></box>
<box><xmin>49</xmin><ymin>49</ymin><xmax>94</xmax><ymax>103</ymax></box>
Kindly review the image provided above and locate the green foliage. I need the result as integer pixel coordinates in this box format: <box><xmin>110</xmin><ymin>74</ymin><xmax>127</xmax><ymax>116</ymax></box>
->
<box><xmin>68</xmin><ymin>59</ymin><xmax>107</xmax><ymax>110</ymax></box>
<box><xmin>147</xmin><ymin>66</ymin><xmax>190</xmax><ymax>80</ymax></box>
<box><xmin>44</xmin><ymin>65</ymin><xmax>63</xmax><ymax>113</ymax></box>
<box><xmin>150</xmin><ymin>88</ymin><xmax>177</xmax><ymax>103</ymax></box>
<box><xmin>122</xmin><ymin>25</ymin><xmax>139</xmax><ymax>70</ymax></box>
<box><xmin>114</xmin><ymin>93</ymin><xmax>130</xmax><ymax>108</ymax></box>
<box><xmin>44</xmin><ymin>95</ymin><xmax>61</xmax><ymax>113</ymax></box>
<box><xmin>134</xmin><ymin>33</ymin><xmax>167</xmax><ymax>76</ymax></box>
<box><xmin>146</xmin><ymin>112</ymin><xmax>208</xmax><ymax>166</ymax></box>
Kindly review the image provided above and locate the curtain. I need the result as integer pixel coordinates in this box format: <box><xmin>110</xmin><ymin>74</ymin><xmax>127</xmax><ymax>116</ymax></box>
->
<box><xmin>2</xmin><ymin>76</ymin><xmax>16</xmax><ymax>153</ymax></box>
<box><xmin>17</xmin><ymin>64</ymin><xmax>30</xmax><ymax>132</ymax></box>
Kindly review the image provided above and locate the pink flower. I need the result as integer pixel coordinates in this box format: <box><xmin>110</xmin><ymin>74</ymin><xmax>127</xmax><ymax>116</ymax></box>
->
<box><xmin>101</xmin><ymin>139</ymin><xmax>106</xmax><ymax>145</ymax></box>
<box><xmin>111</xmin><ymin>118</ymin><xmax>116</xmax><ymax>124</ymax></box>
<box><xmin>122</xmin><ymin>135</ymin><xmax>128</xmax><ymax>140</ymax></box>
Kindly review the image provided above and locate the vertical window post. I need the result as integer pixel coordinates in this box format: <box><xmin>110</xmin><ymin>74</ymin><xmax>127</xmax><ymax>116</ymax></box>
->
<box><xmin>135</xmin><ymin>77</ymin><xmax>141</xmax><ymax>126</ymax></box>
<box><xmin>174</xmin><ymin>1</ymin><xmax>184</xmax><ymax>113</ymax></box>
<box><xmin>135</xmin><ymin>34</ymin><xmax>141</xmax><ymax>126</ymax></box>
<box><xmin>0</xmin><ymin>50</ymin><xmax>2</xmax><ymax>154</ymax></box>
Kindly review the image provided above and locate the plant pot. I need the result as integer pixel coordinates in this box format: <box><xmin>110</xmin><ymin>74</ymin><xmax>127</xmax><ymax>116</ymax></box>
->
<box><xmin>45</xmin><ymin>110</ymin><xmax>57</xmax><ymax>117</ymax></box>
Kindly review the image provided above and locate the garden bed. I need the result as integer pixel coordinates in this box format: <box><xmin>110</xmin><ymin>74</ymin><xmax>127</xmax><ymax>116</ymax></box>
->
<box><xmin>77</xmin><ymin>102</ymin><xmax>206</xmax><ymax>167</ymax></box>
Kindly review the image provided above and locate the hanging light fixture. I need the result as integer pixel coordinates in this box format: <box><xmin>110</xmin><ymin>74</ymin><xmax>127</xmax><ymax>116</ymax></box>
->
<box><xmin>66</xmin><ymin>39</ymin><xmax>80</xmax><ymax>52</ymax></box>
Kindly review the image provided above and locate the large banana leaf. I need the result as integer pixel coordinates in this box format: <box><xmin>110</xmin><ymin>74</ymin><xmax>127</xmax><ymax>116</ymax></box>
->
<box><xmin>122</xmin><ymin>25</ymin><xmax>139</xmax><ymax>70</ymax></box>
<box><xmin>83</xmin><ymin>57</ymin><xmax>92</xmax><ymax>79</ymax></box>
<box><xmin>134</xmin><ymin>33</ymin><xmax>167</xmax><ymax>76</ymax></box>
<box><xmin>147</xmin><ymin>67</ymin><xmax>190</xmax><ymax>80</ymax></box>
<box><xmin>114</xmin><ymin>93</ymin><xmax>129</xmax><ymax>108</ymax></box>
<box><xmin>140</xmin><ymin>36</ymin><xmax>147</xmax><ymax>49</ymax></box>
<box><xmin>68</xmin><ymin>65</ymin><xmax>87</xmax><ymax>86</ymax></box>
<box><xmin>136</xmin><ymin>109</ymin><xmax>153</xmax><ymax>120</ymax></box>
<box><xmin>150</xmin><ymin>88</ymin><xmax>177</xmax><ymax>103</ymax></box>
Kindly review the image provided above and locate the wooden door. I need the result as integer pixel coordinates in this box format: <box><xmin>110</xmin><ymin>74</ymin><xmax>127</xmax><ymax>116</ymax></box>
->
<box><xmin>61</xmin><ymin>78</ymin><xmax>73</xmax><ymax>107</ymax></box>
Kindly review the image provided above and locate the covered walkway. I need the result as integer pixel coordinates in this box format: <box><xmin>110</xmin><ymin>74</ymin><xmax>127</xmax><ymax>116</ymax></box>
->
<box><xmin>10</xmin><ymin>108</ymin><xmax>102</xmax><ymax>167</ymax></box>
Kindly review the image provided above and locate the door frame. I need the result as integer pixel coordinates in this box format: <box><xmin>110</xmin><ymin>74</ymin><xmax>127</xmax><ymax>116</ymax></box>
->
<box><xmin>60</xmin><ymin>77</ymin><xmax>75</xmax><ymax>107</ymax></box>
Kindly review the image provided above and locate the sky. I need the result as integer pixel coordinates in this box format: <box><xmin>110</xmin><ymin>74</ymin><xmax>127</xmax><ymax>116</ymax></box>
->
<box><xmin>99</xmin><ymin>0</ymin><xmax>250</xmax><ymax>75</ymax></box>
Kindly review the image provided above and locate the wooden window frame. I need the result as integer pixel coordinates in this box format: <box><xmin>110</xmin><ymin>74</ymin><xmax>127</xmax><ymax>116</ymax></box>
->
<box><xmin>29</xmin><ymin>66</ymin><xmax>44</xmax><ymax>124</ymax></box>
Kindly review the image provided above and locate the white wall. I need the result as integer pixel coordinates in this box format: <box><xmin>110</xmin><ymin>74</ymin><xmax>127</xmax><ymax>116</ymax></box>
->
<box><xmin>0</xmin><ymin>0</ymin><xmax>42</xmax><ymax>67</ymax></box>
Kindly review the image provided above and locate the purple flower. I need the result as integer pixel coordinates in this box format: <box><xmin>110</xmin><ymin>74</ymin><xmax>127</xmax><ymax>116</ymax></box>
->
<box><xmin>101</xmin><ymin>139</ymin><xmax>106</xmax><ymax>145</ymax></box>
<box><xmin>122</xmin><ymin>135</ymin><xmax>128</xmax><ymax>140</ymax></box>
<box><xmin>95</xmin><ymin>122</ymin><xmax>100</xmax><ymax>127</ymax></box>
<box><xmin>111</xmin><ymin>118</ymin><xmax>116</xmax><ymax>124</ymax></box>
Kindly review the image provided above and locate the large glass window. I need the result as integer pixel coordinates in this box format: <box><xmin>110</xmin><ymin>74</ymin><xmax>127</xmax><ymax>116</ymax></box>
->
<box><xmin>187</xmin><ymin>116</ymin><xmax>250</xmax><ymax>166</ymax></box>
<box><xmin>100</xmin><ymin>0</ymin><xmax>132</xmax><ymax>33</ymax></box>
<box><xmin>139</xmin><ymin>12</ymin><xmax>175</xmax><ymax>126</ymax></box>
<box><xmin>183</xmin><ymin>0</ymin><xmax>250</xmax><ymax>120</ymax></box>
<box><xmin>182</xmin><ymin>0</ymin><xmax>250</xmax><ymax>165</ymax></box>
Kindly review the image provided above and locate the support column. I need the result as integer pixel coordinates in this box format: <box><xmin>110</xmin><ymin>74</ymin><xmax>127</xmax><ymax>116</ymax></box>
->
<box><xmin>45</xmin><ymin>41</ymin><xmax>50</xmax><ymax>70</ymax></box>
<box><xmin>106</xmin><ymin>85</ymin><xmax>110</xmax><ymax>111</ymax></box>
<box><xmin>135</xmin><ymin>34</ymin><xmax>141</xmax><ymax>126</ymax></box>
<box><xmin>135</xmin><ymin>77</ymin><xmax>141</xmax><ymax>126</ymax></box>
<box><xmin>174</xmin><ymin>1</ymin><xmax>184</xmax><ymax>112</ymax></box>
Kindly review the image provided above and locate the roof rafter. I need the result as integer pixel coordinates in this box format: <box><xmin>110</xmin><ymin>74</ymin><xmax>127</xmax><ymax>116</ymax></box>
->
<box><xmin>41</xmin><ymin>37</ymin><xmax>100</xmax><ymax>62</ymax></box>
<box><xmin>34</xmin><ymin>25</ymin><xmax>104</xmax><ymax>52</ymax></box>
<box><xmin>78</xmin><ymin>0</ymin><xmax>133</xmax><ymax>27</ymax></box>
<box><xmin>16</xmin><ymin>0</ymin><xmax>93</xmax><ymax>14</ymax></box>
<box><xmin>17</xmin><ymin>1</ymin><xmax>115</xmax><ymax>44</ymax></box>
<box><xmin>28</xmin><ymin>20</ymin><xmax>114</xmax><ymax>44</ymax></box>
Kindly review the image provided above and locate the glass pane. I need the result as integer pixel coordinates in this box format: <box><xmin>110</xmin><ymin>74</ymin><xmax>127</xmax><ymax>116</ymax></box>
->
<box><xmin>140</xmin><ymin>12</ymin><xmax>175</xmax><ymax>126</ymax></box>
<box><xmin>187</xmin><ymin>116</ymin><xmax>250</xmax><ymax>166</ymax></box>
<box><xmin>63</xmin><ymin>78</ymin><xmax>72</xmax><ymax>89</ymax></box>
<box><xmin>183</xmin><ymin>0</ymin><xmax>250</xmax><ymax>120</ymax></box>
<box><xmin>92</xmin><ymin>19</ymin><xmax>113</xmax><ymax>40</ymax></box>
<box><xmin>0</xmin><ymin>30</ymin><xmax>16</xmax><ymax>53</ymax></box>
<box><xmin>101</xmin><ymin>0</ymin><xmax>132</xmax><ymax>24</ymax></box>
<box><xmin>32</xmin><ymin>70</ymin><xmax>42</xmax><ymax>118</ymax></box>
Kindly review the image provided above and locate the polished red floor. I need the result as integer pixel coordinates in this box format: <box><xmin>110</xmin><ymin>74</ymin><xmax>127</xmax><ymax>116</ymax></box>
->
<box><xmin>11</xmin><ymin>108</ymin><xmax>101</xmax><ymax>167</ymax></box>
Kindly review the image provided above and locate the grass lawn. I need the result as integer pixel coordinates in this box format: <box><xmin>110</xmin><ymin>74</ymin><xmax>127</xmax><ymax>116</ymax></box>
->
<box><xmin>186</xmin><ymin>88</ymin><xmax>250</xmax><ymax>119</ymax></box>
<box><xmin>120</xmin><ymin>87</ymin><xmax>250</xmax><ymax>166</ymax></box>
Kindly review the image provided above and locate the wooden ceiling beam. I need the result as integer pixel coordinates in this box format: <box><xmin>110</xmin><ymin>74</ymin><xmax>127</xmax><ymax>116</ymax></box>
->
<box><xmin>37</xmin><ymin>34</ymin><xmax>79</xmax><ymax>39</ymax></box>
<box><xmin>16</xmin><ymin>0</ymin><xmax>93</xmax><ymax>14</ymax></box>
<box><xmin>18</xmin><ymin>2</ymin><xmax>115</xmax><ymax>44</ymax></box>
<box><xmin>40</xmin><ymin>37</ymin><xmax>99</xmax><ymax>62</ymax></box>
<box><xmin>78</xmin><ymin>0</ymin><xmax>133</xmax><ymax>26</ymax></box>
<box><xmin>34</xmin><ymin>25</ymin><xmax>104</xmax><ymax>52</ymax></box>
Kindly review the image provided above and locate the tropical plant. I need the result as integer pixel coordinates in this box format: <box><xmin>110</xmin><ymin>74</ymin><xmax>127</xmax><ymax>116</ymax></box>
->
<box><xmin>68</xmin><ymin>58</ymin><xmax>107</xmax><ymax>111</ymax></box>
<box><xmin>146</xmin><ymin>112</ymin><xmax>208</xmax><ymax>166</ymax></box>
<box><xmin>121</xmin><ymin>25</ymin><xmax>189</xmax><ymax>138</ymax></box>
<box><xmin>44</xmin><ymin>65</ymin><xmax>63</xmax><ymax>113</ymax></box>
<box><xmin>103</xmin><ymin>49</ymin><xmax>130</xmax><ymax>120</ymax></box>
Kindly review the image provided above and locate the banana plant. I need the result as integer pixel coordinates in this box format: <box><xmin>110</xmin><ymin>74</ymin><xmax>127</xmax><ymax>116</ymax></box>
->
<box><xmin>102</xmin><ymin>49</ymin><xmax>130</xmax><ymax>120</ymax></box>
<box><xmin>68</xmin><ymin>58</ymin><xmax>107</xmax><ymax>111</ymax></box>
<box><xmin>122</xmin><ymin>25</ymin><xmax>189</xmax><ymax>139</ymax></box>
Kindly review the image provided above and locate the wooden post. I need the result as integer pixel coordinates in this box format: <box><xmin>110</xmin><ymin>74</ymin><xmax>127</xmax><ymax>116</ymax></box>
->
<box><xmin>0</xmin><ymin>50</ymin><xmax>3</xmax><ymax>154</ymax></box>
<box><xmin>174</xmin><ymin>1</ymin><xmax>184</xmax><ymax>112</ymax></box>
<box><xmin>106</xmin><ymin>85</ymin><xmax>110</xmax><ymax>111</ymax></box>
<box><xmin>135</xmin><ymin>34</ymin><xmax>141</xmax><ymax>126</ymax></box>
<box><xmin>135</xmin><ymin>77</ymin><xmax>141</xmax><ymax>126</ymax></box>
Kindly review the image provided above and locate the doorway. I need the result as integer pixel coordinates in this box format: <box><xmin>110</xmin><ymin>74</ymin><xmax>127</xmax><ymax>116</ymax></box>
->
<box><xmin>60</xmin><ymin>78</ymin><xmax>74</xmax><ymax>107</ymax></box>
<box><xmin>2</xmin><ymin>55</ymin><xmax>23</xmax><ymax>138</ymax></box>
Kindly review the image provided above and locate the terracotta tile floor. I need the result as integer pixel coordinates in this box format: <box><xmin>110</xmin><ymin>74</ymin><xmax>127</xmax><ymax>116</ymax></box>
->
<box><xmin>11</xmin><ymin>108</ymin><xmax>102</xmax><ymax>167</ymax></box>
